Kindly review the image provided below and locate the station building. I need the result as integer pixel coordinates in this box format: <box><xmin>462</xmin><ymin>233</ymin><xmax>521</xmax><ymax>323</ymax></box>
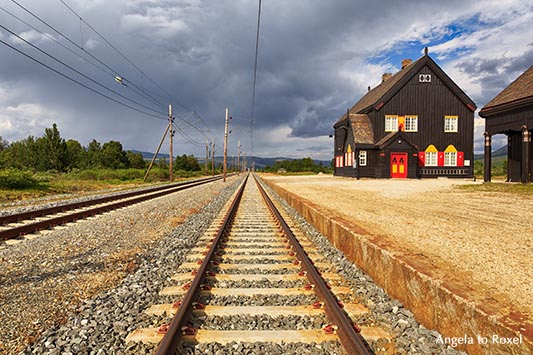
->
<box><xmin>333</xmin><ymin>48</ymin><xmax>476</xmax><ymax>178</ymax></box>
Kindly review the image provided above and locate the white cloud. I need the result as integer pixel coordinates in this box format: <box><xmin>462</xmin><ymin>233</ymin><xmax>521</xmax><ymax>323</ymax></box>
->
<box><xmin>9</xmin><ymin>30</ymin><xmax>54</xmax><ymax>45</ymax></box>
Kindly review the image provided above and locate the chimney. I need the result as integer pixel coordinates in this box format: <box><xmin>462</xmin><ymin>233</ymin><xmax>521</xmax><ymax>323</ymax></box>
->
<box><xmin>382</xmin><ymin>72</ymin><xmax>393</xmax><ymax>83</ymax></box>
<box><xmin>401</xmin><ymin>59</ymin><xmax>412</xmax><ymax>69</ymax></box>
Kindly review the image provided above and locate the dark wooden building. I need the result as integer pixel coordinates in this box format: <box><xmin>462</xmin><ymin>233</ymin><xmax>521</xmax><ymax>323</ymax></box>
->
<box><xmin>334</xmin><ymin>49</ymin><xmax>476</xmax><ymax>178</ymax></box>
<box><xmin>479</xmin><ymin>65</ymin><xmax>533</xmax><ymax>183</ymax></box>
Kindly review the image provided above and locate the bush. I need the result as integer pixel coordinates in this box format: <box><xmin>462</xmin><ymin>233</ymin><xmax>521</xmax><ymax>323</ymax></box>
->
<box><xmin>0</xmin><ymin>169</ymin><xmax>39</xmax><ymax>189</ymax></box>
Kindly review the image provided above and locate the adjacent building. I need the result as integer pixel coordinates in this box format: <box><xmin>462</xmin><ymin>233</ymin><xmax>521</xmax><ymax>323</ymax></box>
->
<box><xmin>333</xmin><ymin>48</ymin><xmax>476</xmax><ymax>178</ymax></box>
<box><xmin>479</xmin><ymin>65</ymin><xmax>533</xmax><ymax>183</ymax></box>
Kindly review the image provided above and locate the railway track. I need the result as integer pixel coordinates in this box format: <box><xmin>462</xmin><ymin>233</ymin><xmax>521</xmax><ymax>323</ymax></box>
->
<box><xmin>127</xmin><ymin>174</ymin><xmax>393</xmax><ymax>354</ymax></box>
<box><xmin>0</xmin><ymin>175</ymin><xmax>225</xmax><ymax>242</ymax></box>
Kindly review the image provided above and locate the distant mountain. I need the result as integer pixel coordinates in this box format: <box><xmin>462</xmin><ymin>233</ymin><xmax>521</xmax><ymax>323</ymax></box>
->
<box><xmin>128</xmin><ymin>150</ymin><xmax>170</xmax><ymax>160</ymax></box>
<box><xmin>127</xmin><ymin>150</ymin><xmax>331</xmax><ymax>168</ymax></box>
<box><xmin>473</xmin><ymin>146</ymin><xmax>507</xmax><ymax>160</ymax></box>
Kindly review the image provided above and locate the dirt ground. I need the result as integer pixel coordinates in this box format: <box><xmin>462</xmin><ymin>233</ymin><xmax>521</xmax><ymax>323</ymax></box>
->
<box><xmin>261</xmin><ymin>174</ymin><xmax>532</xmax><ymax>339</ymax></box>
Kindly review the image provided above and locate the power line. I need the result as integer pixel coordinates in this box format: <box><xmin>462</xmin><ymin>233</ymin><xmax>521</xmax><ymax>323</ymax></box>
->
<box><xmin>0</xmin><ymin>38</ymin><xmax>167</xmax><ymax>121</ymax></box>
<box><xmin>55</xmin><ymin>0</ymin><xmax>216</xmax><ymax>144</ymax></box>
<box><xmin>9</xmin><ymin>0</ymin><xmax>167</xmax><ymax>110</ymax></box>
<box><xmin>250</xmin><ymin>0</ymin><xmax>262</xmax><ymax>154</ymax></box>
<box><xmin>58</xmin><ymin>0</ymin><xmax>194</xmax><ymax>115</ymax></box>
<box><xmin>0</xmin><ymin>24</ymin><xmax>168</xmax><ymax>117</ymax></box>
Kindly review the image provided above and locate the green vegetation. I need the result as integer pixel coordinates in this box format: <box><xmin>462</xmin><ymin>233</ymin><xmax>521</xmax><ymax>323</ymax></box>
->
<box><xmin>456</xmin><ymin>182</ymin><xmax>533</xmax><ymax>194</ymax></box>
<box><xmin>0</xmin><ymin>124</ymin><xmax>209</xmax><ymax>201</ymax></box>
<box><xmin>261</xmin><ymin>157</ymin><xmax>332</xmax><ymax>174</ymax></box>
<box><xmin>473</xmin><ymin>156</ymin><xmax>507</xmax><ymax>178</ymax></box>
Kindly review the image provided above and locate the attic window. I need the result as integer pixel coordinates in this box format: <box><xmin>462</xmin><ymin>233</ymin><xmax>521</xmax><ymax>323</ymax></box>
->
<box><xmin>419</xmin><ymin>74</ymin><xmax>431</xmax><ymax>83</ymax></box>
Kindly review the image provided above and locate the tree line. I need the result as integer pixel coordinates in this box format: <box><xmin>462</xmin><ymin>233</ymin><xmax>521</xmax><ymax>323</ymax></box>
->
<box><xmin>262</xmin><ymin>157</ymin><xmax>331</xmax><ymax>173</ymax></box>
<box><xmin>0</xmin><ymin>123</ymin><xmax>201</xmax><ymax>172</ymax></box>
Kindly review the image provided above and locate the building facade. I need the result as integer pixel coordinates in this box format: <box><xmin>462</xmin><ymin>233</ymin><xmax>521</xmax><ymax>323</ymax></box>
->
<box><xmin>334</xmin><ymin>49</ymin><xmax>476</xmax><ymax>178</ymax></box>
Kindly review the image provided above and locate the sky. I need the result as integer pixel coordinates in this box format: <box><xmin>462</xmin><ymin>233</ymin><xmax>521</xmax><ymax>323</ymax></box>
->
<box><xmin>0</xmin><ymin>0</ymin><xmax>532</xmax><ymax>160</ymax></box>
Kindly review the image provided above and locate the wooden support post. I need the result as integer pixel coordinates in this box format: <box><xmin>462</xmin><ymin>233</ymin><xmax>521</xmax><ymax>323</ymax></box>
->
<box><xmin>223</xmin><ymin>108</ymin><xmax>229</xmax><ymax>182</ymax></box>
<box><xmin>143</xmin><ymin>125</ymin><xmax>170</xmax><ymax>182</ymax></box>
<box><xmin>522</xmin><ymin>126</ymin><xmax>530</xmax><ymax>183</ymax></box>
<box><xmin>211</xmin><ymin>139</ymin><xmax>215</xmax><ymax>176</ymax></box>
<box><xmin>484</xmin><ymin>132</ymin><xmax>492</xmax><ymax>183</ymax></box>
<box><xmin>169</xmin><ymin>104</ymin><xmax>174</xmax><ymax>182</ymax></box>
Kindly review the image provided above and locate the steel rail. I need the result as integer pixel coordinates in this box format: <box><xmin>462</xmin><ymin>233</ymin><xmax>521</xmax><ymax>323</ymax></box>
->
<box><xmin>0</xmin><ymin>175</ymin><xmax>228</xmax><ymax>241</ymax></box>
<box><xmin>253</xmin><ymin>174</ymin><xmax>372</xmax><ymax>355</ymax></box>
<box><xmin>0</xmin><ymin>175</ymin><xmax>223</xmax><ymax>226</ymax></box>
<box><xmin>154</xmin><ymin>174</ymin><xmax>249</xmax><ymax>355</ymax></box>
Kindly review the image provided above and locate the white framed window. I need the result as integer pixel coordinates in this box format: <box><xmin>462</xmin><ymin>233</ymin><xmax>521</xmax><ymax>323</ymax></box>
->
<box><xmin>444</xmin><ymin>152</ymin><xmax>457</xmax><ymax>166</ymax></box>
<box><xmin>385</xmin><ymin>115</ymin><xmax>398</xmax><ymax>132</ymax></box>
<box><xmin>444</xmin><ymin>116</ymin><xmax>458</xmax><ymax>132</ymax></box>
<box><xmin>425</xmin><ymin>152</ymin><xmax>437</xmax><ymax>166</ymax></box>
<box><xmin>359</xmin><ymin>151</ymin><xmax>367</xmax><ymax>166</ymax></box>
<box><xmin>404</xmin><ymin>115</ymin><xmax>418</xmax><ymax>132</ymax></box>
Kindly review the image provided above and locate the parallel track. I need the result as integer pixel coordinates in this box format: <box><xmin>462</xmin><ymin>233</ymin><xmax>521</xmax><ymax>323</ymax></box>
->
<box><xmin>0</xmin><ymin>175</ymin><xmax>225</xmax><ymax>241</ymax></box>
<box><xmin>127</xmin><ymin>174</ymin><xmax>388</xmax><ymax>354</ymax></box>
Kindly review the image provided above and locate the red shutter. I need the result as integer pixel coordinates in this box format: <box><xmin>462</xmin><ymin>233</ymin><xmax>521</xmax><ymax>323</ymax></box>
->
<box><xmin>418</xmin><ymin>151</ymin><xmax>425</xmax><ymax>166</ymax></box>
<box><xmin>438</xmin><ymin>152</ymin><xmax>445</xmax><ymax>166</ymax></box>
<box><xmin>457</xmin><ymin>152</ymin><xmax>464</xmax><ymax>167</ymax></box>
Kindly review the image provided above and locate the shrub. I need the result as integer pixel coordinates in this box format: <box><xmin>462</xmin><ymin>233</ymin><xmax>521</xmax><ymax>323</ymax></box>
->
<box><xmin>0</xmin><ymin>169</ymin><xmax>39</xmax><ymax>189</ymax></box>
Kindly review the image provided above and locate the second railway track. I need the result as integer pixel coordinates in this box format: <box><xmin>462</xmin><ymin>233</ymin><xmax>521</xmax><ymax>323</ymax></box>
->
<box><xmin>0</xmin><ymin>175</ymin><xmax>225</xmax><ymax>242</ymax></box>
<box><xmin>127</xmin><ymin>174</ymin><xmax>394</xmax><ymax>354</ymax></box>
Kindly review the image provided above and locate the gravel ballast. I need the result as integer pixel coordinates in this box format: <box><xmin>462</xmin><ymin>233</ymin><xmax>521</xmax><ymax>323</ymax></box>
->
<box><xmin>0</xmin><ymin>176</ymin><xmax>240</xmax><ymax>354</ymax></box>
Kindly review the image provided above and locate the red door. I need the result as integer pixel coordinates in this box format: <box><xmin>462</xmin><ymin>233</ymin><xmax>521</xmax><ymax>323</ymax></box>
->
<box><xmin>391</xmin><ymin>153</ymin><xmax>408</xmax><ymax>178</ymax></box>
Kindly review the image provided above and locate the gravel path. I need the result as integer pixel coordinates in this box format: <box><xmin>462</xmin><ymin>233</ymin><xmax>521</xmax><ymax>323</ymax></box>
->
<box><xmin>0</xmin><ymin>176</ymin><xmax>239</xmax><ymax>354</ymax></box>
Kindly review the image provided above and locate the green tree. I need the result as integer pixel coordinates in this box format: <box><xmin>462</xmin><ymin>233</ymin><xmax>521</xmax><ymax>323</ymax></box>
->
<box><xmin>87</xmin><ymin>139</ymin><xmax>102</xmax><ymax>168</ymax></box>
<box><xmin>174</xmin><ymin>154</ymin><xmax>201</xmax><ymax>171</ymax></box>
<box><xmin>32</xmin><ymin>123</ymin><xmax>68</xmax><ymax>171</ymax></box>
<box><xmin>65</xmin><ymin>139</ymin><xmax>87</xmax><ymax>169</ymax></box>
<box><xmin>2</xmin><ymin>137</ymin><xmax>39</xmax><ymax>170</ymax></box>
<box><xmin>101</xmin><ymin>141</ymin><xmax>130</xmax><ymax>169</ymax></box>
<box><xmin>0</xmin><ymin>136</ymin><xmax>8</xmax><ymax>151</ymax></box>
<box><xmin>127</xmin><ymin>151</ymin><xmax>146</xmax><ymax>169</ymax></box>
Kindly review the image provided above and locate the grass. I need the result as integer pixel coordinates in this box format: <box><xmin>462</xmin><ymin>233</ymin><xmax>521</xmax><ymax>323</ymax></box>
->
<box><xmin>0</xmin><ymin>168</ymin><xmax>206</xmax><ymax>203</ymax></box>
<box><xmin>456</xmin><ymin>182</ymin><xmax>533</xmax><ymax>195</ymax></box>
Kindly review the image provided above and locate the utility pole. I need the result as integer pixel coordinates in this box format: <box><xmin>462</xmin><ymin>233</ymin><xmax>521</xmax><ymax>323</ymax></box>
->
<box><xmin>143</xmin><ymin>125</ymin><xmax>170</xmax><ymax>182</ymax></box>
<box><xmin>223</xmin><ymin>108</ymin><xmax>229</xmax><ymax>182</ymax></box>
<box><xmin>237</xmin><ymin>139</ymin><xmax>241</xmax><ymax>176</ymax></box>
<box><xmin>169</xmin><ymin>104</ymin><xmax>174</xmax><ymax>182</ymax></box>
<box><xmin>243</xmin><ymin>152</ymin><xmax>247</xmax><ymax>173</ymax></box>
<box><xmin>211</xmin><ymin>139</ymin><xmax>215</xmax><ymax>176</ymax></box>
<box><xmin>205</xmin><ymin>139</ymin><xmax>209</xmax><ymax>176</ymax></box>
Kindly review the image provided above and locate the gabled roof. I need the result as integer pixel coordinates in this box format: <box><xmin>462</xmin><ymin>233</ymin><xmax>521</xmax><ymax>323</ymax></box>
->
<box><xmin>342</xmin><ymin>52</ymin><xmax>476</xmax><ymax>115</ymax></box>
<box><xmin>479</xmin><ymin>65</ymin><xmax>533</xmax><ymax>117</ymax></box>
<box><xmin>375</xmin><ymin>131</ymin><xmax>420</xmax><ymax>150</ymax></box>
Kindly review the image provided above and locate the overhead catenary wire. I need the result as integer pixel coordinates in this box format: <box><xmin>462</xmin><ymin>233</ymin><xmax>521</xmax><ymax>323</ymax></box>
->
<box><xmin>58</xmin><ymin>0</ymin><xmax>195</xmax><ymax>116</ymax></box>
<box><xmin>250</xmin><ymin>0</ymin><xmax>262</xmax><ymax>154</ymax></box>
<box><xmin>6</xmin><ymin>0</ymin><xmax>216</xmax><ymax>145</ymax></box>
<box><xmin>0</xmin><ymin>38</ymin><xmax>167</xmax><ymax>121</ymax></box>
<box><xmin>0</xmin><ymin>24</ymin><xmax>169</xmax><ymax>117</ymax></box>
<box><xmin>9</xmin><ymin>0</ymin><xmax>168</xmax><ymax>110</ymax></box>
<box><xmin>56</xmin><ymin>0</ymin><xmax>216</xmax><ymax>142</ymax></box>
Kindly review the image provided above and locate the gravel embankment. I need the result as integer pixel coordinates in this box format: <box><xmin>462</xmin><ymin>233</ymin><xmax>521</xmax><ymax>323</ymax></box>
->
<box><xmin>0</xmin><ymin>176</ymin><xmax>241</xmax><ymax>354</ymax></box>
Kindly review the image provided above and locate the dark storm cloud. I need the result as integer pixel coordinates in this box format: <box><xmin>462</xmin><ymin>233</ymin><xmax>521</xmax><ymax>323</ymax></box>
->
<box><xmin>0</xmin><ymin>0</ymin><xmax>531</xmax><ymax>158</ymax></box>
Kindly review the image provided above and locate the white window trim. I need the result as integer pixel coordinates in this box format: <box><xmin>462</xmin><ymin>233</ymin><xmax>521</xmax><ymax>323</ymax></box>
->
<box><xmin>385</xmin><ymin>115</ymin><xmax>398</xmax><ymax>132</ymax></box>
<box><xmin>444</xmin><ymin>152</ymin><xmax>457</xmax><ymax>166</ymax></box>
<box><xmin>359</xmin><ymin>151</ymin><xmax>367</xmax><ymax>166</ymax></box>
<box><xmin>425</xmin><ymin>151</ymin><xmax>437</xmax><ymax>166</ymax></box>
<box><xmin>444</xmin><ymin>116</ymin><xmax>458</xmax><ymax>133</ymax></box>
<box><xmin>404</xmin><ymin>115</ymin><xmax>418</xmax><ymax>132</ymax></box>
